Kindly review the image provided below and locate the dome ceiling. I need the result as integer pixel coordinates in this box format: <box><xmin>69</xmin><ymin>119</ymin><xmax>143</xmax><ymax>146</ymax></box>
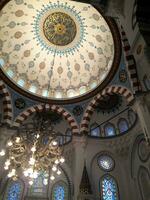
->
<box><xmin>0</xmin><ymin>0</ymin><xmax>117</xmax><ymax>103</ymax></box>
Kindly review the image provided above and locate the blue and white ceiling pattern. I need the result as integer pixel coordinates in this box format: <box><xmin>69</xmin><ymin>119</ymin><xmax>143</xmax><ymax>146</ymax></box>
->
<box><xmin>0</xmin><ymin>0</ymin><xmax>114</xmax><ymax>101</ymax></box>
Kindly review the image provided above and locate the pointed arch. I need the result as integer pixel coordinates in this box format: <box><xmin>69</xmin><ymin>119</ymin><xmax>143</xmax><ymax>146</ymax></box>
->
<box><xmin>131</xmin><ymin>134</ymin><xmax>145</xmax><ymax>178</ymax></box>
<box><xmin>13</xmin><ymin>104</ymin><xmax>79</xmax><ymax>134</ymax></box>
<box><xmin>27</xmin><ymin>171</ymin><xmax>48</xmax><ymax>197</ymax></box>
<box><xmin>90</xmin><ymin>122</ymin><xmax>101</xmax><ymax>137</ymax></box>
<box><xmin>120</xmin><ymin>25</ymin><xmax>141</xmax><ymax>93</ymax></box>
<box><xmin>0</xmin><ymin>80</ymin><xmax>13</xmax><ymax>124</ymax></box>
<box><xmin>104</xmin><ymin>122</ymin><xmax>116</xmax><ymax>137</ymax></box>
<box><xmin>3</xmin><ymin>179</ymin><xmax>24</xmax><ymax>200</ymax></box>
<box><xmin>80</xmin><ymin>85</ymin><xmax>134</xmax><ymax>134</ymax></box>
<box><xmin>51</xmin><ymin>180</ymin><xmax>69</xmax><ymax>200</ymax></box>
<box><xmin>117</xmin><ymin>118</ymin><xmax>129</xmax><ymax>133</ymax></box>
<box><xmin>100</xmin><ymin>174</ymin><xmax>119</xmax><ymax>200</ymax></box>
<box><xmin>138</xmin><ymin>166</ymin><xmax>150</xmax><ymax>200</ymax></box>
<box><xmin>59</xmin><ymin>165</ymin><xmax>73</xmax><ymax>199</ymax></box>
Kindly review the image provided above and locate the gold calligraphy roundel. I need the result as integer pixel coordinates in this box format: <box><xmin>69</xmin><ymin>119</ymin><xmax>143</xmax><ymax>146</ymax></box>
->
<box><xmin>43</xmin><ymin>12</ymin><xmax>77</xmax><ymax>46</ymax></box>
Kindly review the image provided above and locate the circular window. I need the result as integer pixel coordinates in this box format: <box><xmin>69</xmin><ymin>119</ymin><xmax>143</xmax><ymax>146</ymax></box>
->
<box><xmin>98</xmin><ymin>154</ymin><xmax>115</xmax><ymax>171</ymax></box>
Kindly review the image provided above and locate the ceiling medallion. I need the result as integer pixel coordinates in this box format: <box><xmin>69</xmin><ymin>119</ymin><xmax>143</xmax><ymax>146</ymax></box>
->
<box><xmin>43</xmin><ymin>12</ymin><xmax>77</xmax><ymax>46</ymax></box>
<box><xmin>0</xmin><ymin>0</ymin><xmax>120</xmax><ymax>102</ymax></box>
<box><xmin>33</xmin><ymin>1</ymin><xmax>86</xmax><ymax>56</ymax></box>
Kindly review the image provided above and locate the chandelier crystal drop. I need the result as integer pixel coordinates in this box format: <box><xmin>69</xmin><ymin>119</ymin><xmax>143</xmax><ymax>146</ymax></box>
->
<box><xmin>0</xmin><ymin>116</ymin><xmax>66</xmax><ymax>184</ymax></box>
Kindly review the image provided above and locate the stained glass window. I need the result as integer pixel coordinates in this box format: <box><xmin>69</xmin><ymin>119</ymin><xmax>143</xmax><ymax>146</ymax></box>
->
<box><xmin>90</xmin><ymin>123</ymin><xmax>101</xmax><ymax>137</ymax></box>
<box><xmin>52</xmin><ymin>181</ymin><xmax>68</xmax><ymax>200</ymax></box>
<box><xmin>42</xmin><ymin>89</ymin><xmax>48</xmax><ymax>97</ymax></box>
<box><xmin>65</xmin><ymin>129</ymin><xmax>72</xmax><ymax>143</ymax></box>
<box><xmin>104</xmin><ymin>123</ymin><xmax>116</xmax><ymax>136</ymax></box>
<box><xmin>118</xmin><ymin>118</ymin><xmax>128</xmax><ymax>133</ymax></box>
<box><xmin>17</xmin><ymin>79</ymin><xmax>25</xmax><ymax>87</ymax></box>
<box><xmin>98</xmin><ymin>155</ymin><xmax>115</xmax><ymax>171</ymax></box>
<box><xmin>5</xmin><ymin>180</ymin><xmax>23</xmax><ymax>200</ymax></box>
<box><xmin>6</xmin><ymin>69</ymin><xmax>14</xmax><ymax>78</ymax></box>
<box><xmin>28</xmin><ymin>171</ymin><xmax>48</xmax><ymax>197</ymax></box>
<box><xmin>100</xmin><ymin>175</ymin><xmax>119</xmax><ymax>200</ymax></box>
<box><xmin>29</xmin><ymin>85</ymin><xmax>37</xmax><ymax>93</ymax></box>
<box><xmin>55</xmin><ymin>91</ymin><xmax>63</xmax><ymax>99</ymax></box>
<box><xmin>0</xmin><ymin>58</ymin><xmax>5</xmax><ymax>67</ymax></box>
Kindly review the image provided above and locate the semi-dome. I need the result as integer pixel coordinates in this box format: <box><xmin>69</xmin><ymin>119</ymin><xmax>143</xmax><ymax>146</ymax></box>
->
<box><xmin>0</xmin><ymin>0</ymin><xmax>120</xmax><ymax>103</ymax></box>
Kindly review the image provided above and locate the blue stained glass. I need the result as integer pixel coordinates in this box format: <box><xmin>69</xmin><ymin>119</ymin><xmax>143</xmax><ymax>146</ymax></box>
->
<box><xmin>91</xmin><ymin>127</ymin><xmax>100</xmax><ymax>137</ymax></box>
<box><xmin>66</xmin><ymin>129</ymin><xmax>72</xmax><ymax>142</ymax></box>
<box><xmin>118</xmin><ymin>119</ymin><xmax>128</xmax><ymax>133</ymax></box>
<box><xmin>54</xmin><ymin>186</ymin><xmax>65</xmax><ymax>200</ymax></box>
<box><xmin>104</xmin><ymin>124</ymin><xmax>116</xmax><ymax>136</ymax></box>
<box><xmin>101</xmin><ymin>176</ymin><xmax>118</xmax><ymax>200</ymax></box>
<box><xmin>90</xmin><ymin>123</ymin><xmax>100</xmax><ymax>137</ymax></box>
<box><xmin>7</xmin><ymin>182</ymin><xmax>22</xmax><ymax>200</ymax></box>
<box><xmin>52</xmin><ymin>182</ymin><xmax>68</xmax><ymax>200</ymax></box>
<box><xmin>29</xmin><ymin>172</ymin><xmax>47</xmax><ymax>196</ymax></box>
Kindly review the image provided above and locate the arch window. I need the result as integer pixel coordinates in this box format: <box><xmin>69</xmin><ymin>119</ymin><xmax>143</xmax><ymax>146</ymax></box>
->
<box><xmin>4</xmin><ymin>180</ymin><xmax>23</xmax><ymax>200</ymax></box>
<box><xmin>29</xmin><ymin>85</ymin><xmax>37</xmax><ymax>93</ymax></box>
<box><xmin>59</xmin><ymin>135</ymin><xmax>64</xmax><ymax>145</ymax></box>
<box><xmin>100</xmin><ymin>175</ymin><xmax>119</xmax><ymax>200</ymax></box>
<box><xmin>52</xmin><ymin>181</ymin><xmax>68</xmax><ymax>200</ymax></box>
<box><xmin>55</xmin><ymin>91</ymin><xmax>63</xmax><ymax>99</ymax></box>
<box><xmin>65</xmin><ymin>129</ymin><xmax>72</xmax><ymax>143</ymax></box>
<box><xmin>138</xmin><ymin>167</ymin><xmax>150</xmax><ymax>200</ymax></box>
<box><xmin>90</xmin><ymin>123</ymin><xmax>101</xmax><ymax>137</ymax></box>
<box><xmin>42</xmin><ymin>89</ymin><xmax>48</xmax><ymax>97</ymax></box>
<box><xmin>104</xmin><ymin>123</ymin><xmax>116</xmax><ymax>136</ymax></box>
<box><xmin>0</xmin><ymin>58</ymin><xmax>5</xmax><ymax>67</ymax></box>
<box><xmin>79</xmin><ymin>86</ymin><xmax>87</xmax><ymax>95</ymax></box>
<box><xmin>28</xmin><ymin>172</ymin><xmax>48</xmax><ymax>197</ymax></box>
<box><xmin>6</xmin><ymin>69</ymin><xmax>14</xmax><ymax>78</ymax></box>
<box><xmin>67</xmin><ymin>89</ymin><xmax>76</xmax><ymax>98</ymax></box>
<box><xmin>17</xmin><ymin>79</ymin><xmax>25</xmax><ymax>87</ymax></box>
<box><xmin>118</xmin><ymin>118</ymin><xmax>129</xmax><ymax>133</ymax></box>
<box><xmin>128</xmin><ymin>109</ymin><xmax>136</xmax><ymax>125</ymax></box>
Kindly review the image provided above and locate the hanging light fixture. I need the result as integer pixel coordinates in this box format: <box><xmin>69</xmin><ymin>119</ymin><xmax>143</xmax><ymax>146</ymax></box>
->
<box><xmin>0</xmin><ymin>115</ymin><xmax>65</xmax><ymax>185</ymax></box>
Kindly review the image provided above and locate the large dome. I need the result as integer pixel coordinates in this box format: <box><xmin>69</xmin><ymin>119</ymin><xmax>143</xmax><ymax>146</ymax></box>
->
<box><xmin>0</xmin><ymin>0</ymin><xmax>120</xmax><ymax>103</ymax></box>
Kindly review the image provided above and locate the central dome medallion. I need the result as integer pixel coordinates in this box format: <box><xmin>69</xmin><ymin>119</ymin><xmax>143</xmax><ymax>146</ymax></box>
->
<box><xmin>43</xmin><ymin>12</ymin><xmax>77</xmax><ymax>46</ymax></box>
<box><xmin>0</xmin><ymin>0</ymin><xmax>120</xmax><ymax>103</ymax></box>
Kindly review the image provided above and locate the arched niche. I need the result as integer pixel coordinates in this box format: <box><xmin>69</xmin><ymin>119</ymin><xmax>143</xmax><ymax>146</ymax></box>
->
<box><xmin>138</xmin><ymin>166</ymin><xmax>150</xmax><ymax>200</ymax></box>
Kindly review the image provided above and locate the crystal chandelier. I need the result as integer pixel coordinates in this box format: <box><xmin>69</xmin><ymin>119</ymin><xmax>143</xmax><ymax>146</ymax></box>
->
<box><xmin>0</xmin><ymin>115</ymin><xmax>65</xmax><ymax>185</ymax></box>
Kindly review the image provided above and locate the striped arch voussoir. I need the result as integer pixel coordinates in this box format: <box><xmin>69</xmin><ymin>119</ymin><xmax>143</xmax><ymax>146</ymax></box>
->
<box><xmin>80</xmin><ymin>86</ymin><xmax>134</xmax><ymax>134</ymax></box>
<box><xmin>120</xmin><ymin>25</ymin><xmax>141</xmax><ymax>93</ymax></box>
<box><xmin>0</xmin><ymin>80</ymin><xmax>13</xmax><ymax>124</ymax></box>
<box><xmin>13</xmin><ymin>104</ymin><xmax>79</xmax><ymax>134</ymax></box>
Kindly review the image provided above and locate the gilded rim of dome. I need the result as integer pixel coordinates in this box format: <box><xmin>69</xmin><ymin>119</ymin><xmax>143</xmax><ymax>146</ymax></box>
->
<box><xmin>0</xmin><ymin>2</ymin><xmax>121</xmax><ymax>105</ymax></box>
